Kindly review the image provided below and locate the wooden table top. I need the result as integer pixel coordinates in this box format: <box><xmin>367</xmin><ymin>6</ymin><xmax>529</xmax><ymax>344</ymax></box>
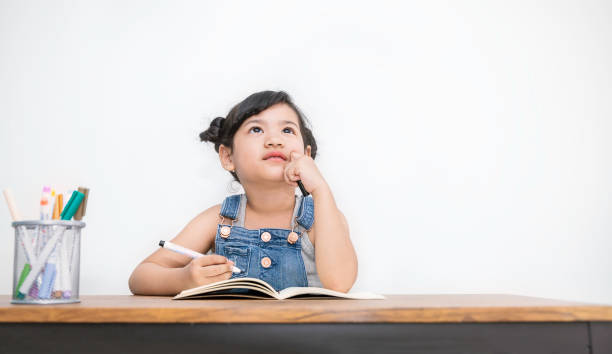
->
<box><xmin>1</xmin><ymin>294</ymin><xmax>611</xmax><ymax>323</ymax></box>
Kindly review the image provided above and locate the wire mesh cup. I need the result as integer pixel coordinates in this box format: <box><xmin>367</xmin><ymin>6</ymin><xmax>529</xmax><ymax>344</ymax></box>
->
<box><xmin>11</xmin><ymin>220</ymin><xmax>85</xmax><ymax>304</ymax></box>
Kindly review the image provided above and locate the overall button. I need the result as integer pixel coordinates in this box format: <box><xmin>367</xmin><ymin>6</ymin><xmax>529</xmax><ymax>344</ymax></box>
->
<box><xmin>261</xmin><ymin>257</ymin><xmax>272</xmax><ymax>268</ymax></box>
<box><xmin>287</xmin><ymin>231</ymin><xmax>299</xmax><ymax>244</ymax></box>
<box><xmin>260</xmin><ymin>231</ymin><xmax>271</xmax><ymax>242</ymax></box>
<box><xmin>220</xmin><ymin>226</ymin><xmax>231</xmax><ymax>238</ymax></box>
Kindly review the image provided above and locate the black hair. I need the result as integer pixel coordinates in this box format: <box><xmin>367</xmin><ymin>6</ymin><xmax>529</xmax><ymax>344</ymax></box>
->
<box><xmin>199</xmin><ymin>90</ymin><xmax>317</xmax><ymax>183</ymax></box>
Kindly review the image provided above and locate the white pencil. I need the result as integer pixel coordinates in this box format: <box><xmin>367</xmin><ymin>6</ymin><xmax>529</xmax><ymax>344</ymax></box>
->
<box><xmin>159</xmin><ymin>240</ymin><xmax>241</xmax><ymax>273</ymax></box>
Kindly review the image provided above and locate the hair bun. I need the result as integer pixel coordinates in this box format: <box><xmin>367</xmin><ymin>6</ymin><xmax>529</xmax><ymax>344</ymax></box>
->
<box><xmin>199</xmin><ymin>116</ymin><xmax>226</xmax><ymax>144</ymax></box>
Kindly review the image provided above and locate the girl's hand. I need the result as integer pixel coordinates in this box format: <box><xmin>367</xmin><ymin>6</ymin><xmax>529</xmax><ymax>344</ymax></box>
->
<box><xmin>284</xmin><ymin>145</ymin><xmax>327</xmax><ymax>195</ymax></box>
<box><xmin>181</xmin><ymin>255</ymin><xmax>235</xmax><ymax>289</ymax></box>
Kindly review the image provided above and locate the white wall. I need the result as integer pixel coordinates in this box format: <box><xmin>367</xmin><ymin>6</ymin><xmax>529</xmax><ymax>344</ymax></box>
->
<box><xmin>1</xmin><ymin>0</ymin><xmax>610</xmax><ymax>304</ymax></box>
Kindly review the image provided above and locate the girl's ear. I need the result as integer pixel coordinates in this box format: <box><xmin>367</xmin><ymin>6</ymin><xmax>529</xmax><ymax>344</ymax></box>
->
<box><xmin>305</xmin><ymin>145</ymin><xmax>312</xmax><ymax>158</ymax></box>
<box><xmin>219</xmin><ymin>144</ymin><xmax>235</xmax><ymax>172</ymax></box>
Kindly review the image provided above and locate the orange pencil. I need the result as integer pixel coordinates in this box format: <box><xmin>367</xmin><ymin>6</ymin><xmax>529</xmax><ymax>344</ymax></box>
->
<box><xmin>52</xmin><ymin>195</ymin><xmax>60</xmax><ymax>220</ymax></box>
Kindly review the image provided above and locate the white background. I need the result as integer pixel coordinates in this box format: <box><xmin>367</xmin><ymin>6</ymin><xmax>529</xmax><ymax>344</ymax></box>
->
<box><xmin>1</xmin><ymin>0</ymin><xmax>610</xmax><ymax>304</ymax></box>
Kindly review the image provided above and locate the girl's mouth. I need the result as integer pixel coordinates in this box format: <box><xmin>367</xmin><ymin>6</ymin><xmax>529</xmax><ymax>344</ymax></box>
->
<box><xmin>263</xmin><ymin>151</ymin><xmax>287</xmax><ymax>161</ymax></box>
<box><xmin>264</xmin><ymin>157</ymin><xmax>286</xmax><ymax>162</ymax></box>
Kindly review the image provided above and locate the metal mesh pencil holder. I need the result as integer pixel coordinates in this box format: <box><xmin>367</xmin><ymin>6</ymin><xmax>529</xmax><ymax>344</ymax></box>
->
<box><xmin>11</xmin><ymin>220</ymin><xmax>85</xmax><ymax>304</ymax></box>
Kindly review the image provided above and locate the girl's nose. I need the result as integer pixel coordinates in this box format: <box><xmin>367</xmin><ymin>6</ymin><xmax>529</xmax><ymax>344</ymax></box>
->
<box><xmin>265</xmin><ymin>135</ymin><xmax>284</xmax><ymax>147</ymax></box>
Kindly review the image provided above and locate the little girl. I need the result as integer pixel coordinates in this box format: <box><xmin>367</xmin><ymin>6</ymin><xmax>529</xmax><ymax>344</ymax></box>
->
<box><xmin>128</xmin><ymin>90</ymin><xmax>357</xmax><ymax>295</ymax></box>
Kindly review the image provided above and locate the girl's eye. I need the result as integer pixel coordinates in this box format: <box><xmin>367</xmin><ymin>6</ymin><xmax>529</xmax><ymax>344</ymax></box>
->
<box><xmin>283</xmin><ymin>127</ymin><xmax>295</xmax><ymax>134</ymax></box>
<box><xmin>249</xmin><ymin>127</ymin><xmax>262</xmax><ymax>133</ymax></box>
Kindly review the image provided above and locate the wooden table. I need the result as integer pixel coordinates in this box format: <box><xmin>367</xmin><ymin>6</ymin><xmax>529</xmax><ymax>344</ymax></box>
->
<box><xmin>1</xmin><ymin>294</ymin><xmax>611</xmax><ymax>353</ymax></box>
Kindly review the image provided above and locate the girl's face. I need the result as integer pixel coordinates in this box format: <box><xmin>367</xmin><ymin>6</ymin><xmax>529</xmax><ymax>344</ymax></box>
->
<box><xmin>219</xmin><ymin>103</ymin><xmax>310</xmax><ymax>185</ymax></box>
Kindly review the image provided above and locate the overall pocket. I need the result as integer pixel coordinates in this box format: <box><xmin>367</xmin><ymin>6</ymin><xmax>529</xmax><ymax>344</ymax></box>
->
<box><xmin>223</xmin><ymin>245</ymin><xmax>251</xmax><ymax>278</ymax></box>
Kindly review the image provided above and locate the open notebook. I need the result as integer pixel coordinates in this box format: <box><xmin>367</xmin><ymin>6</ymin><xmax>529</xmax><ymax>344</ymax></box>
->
<box><xmin>173</xmin><ymin>277</ymin><xmax>385</xmax><ymax>300</ymax></box>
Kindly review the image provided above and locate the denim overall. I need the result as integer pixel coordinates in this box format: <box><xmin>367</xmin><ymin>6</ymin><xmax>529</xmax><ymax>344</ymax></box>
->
<box><xmin>214</xmin><ymin>194</ymin><xmax>315</xmax><ymax>291</ymax></box>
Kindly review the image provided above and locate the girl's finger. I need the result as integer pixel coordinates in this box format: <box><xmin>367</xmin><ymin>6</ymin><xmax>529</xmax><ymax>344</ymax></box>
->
<box><xmin>202</xmin><ymin>263</ymin><xmax>234</xmax><ymax>277</ymax></box>
<box><xmin>290</xmin><ymin>167</ymin><xmax>300</xmax><ymax>184</ymax></box>
<box><xmin>208</xmin><ymin>270</ymin><xmax>233</xmax><ymax>283</ymax></box>
<box><xmin>194</xmin><ymin>255</ymin><xmax>228</xmax><ymax>267</ymax></box>
<box><xmin>284</xmin><ymin>167</ymin><xmax>297</xmax><ymax>187</ymax></box>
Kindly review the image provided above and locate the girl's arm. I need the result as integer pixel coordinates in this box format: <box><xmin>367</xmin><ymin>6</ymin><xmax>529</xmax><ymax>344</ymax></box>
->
<box><xmin>128</xmin><ymin>204</ymin><xmax>234</xmax><ymax>295</ymax></box>
<box><xmin>310</xmin><ymin>183</ymin><xmax>358</xmax><ymax>293</ymax></box>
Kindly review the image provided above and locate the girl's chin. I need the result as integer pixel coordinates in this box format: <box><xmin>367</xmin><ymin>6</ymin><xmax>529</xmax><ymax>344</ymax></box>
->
<box><xmin>245</xmin><ymin>169</ymin><xmax>286</xmax><ymax>181</ymax></box>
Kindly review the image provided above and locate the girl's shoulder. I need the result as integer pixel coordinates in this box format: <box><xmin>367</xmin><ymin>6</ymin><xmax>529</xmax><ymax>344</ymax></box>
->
<box><xmin>182</xmin><ymin>203</ymin><xmax>223</xmax><ymax>252</ymax></box>
<box><xmin>197</xmin><ymin>203</ymin><xmax>223</xmax><ymax>224</ymax></box>
<box><xmin>183</xmin><ymin>203</ymin><xmax>223</xmax><ymax>242</ymax></box>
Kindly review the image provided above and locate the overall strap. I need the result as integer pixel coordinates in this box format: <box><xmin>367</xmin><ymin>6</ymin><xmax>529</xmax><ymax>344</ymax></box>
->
<box><xmin>219</xmin><ymin>194</ymin><xmax>242</xmax><ymax>220</ymax></box>
<box><xmin>295</xmin><ymin>195</ymin><xmax>315</xmax><ymax>231</ymax></box>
